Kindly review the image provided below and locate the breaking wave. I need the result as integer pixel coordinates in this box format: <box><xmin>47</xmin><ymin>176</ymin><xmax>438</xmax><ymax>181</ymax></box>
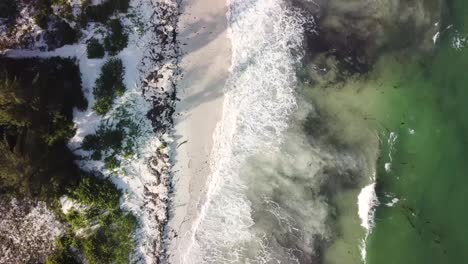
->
<box><xmin>182</xmin><ymin>0</ymin><xmax>307</xmax><ymax>262</ymax></box>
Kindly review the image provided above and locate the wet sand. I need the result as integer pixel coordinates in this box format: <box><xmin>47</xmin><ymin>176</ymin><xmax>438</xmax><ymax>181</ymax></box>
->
<box><xmin>167</xmin><ymin>0</ymin><xmax>231</xmax><ymax>261</ymax></box>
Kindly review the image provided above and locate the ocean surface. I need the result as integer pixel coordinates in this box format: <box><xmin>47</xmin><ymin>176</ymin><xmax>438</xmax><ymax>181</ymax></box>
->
<box><xmin>365</xmin><ymin>0</ymin><xmax>468</xmax><ymax>263</ymax></box>
<box><xmin>180</xmin><ymin>0</ymin><xmax>468</xmax><ymax>263</ymax></box>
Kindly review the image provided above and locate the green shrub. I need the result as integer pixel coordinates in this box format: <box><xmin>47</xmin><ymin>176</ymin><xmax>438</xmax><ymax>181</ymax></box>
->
<box><xmin>87</xmin><ymin>38</ymin><xmax>105</xmax><ymax>58</ymax></box>
<box><xmin>0</xmin><ymin>75</ymin><xmax>30</xmax><ymax>127</ymax></box>
<box><xmin>104</xmin><ymin>155</ymin><xmax>120</xmax><ymax>171</ymax></box>
<box><xmin>34</xmin><ymin>13</ymin><xmax>49</xmax><ymax>29</ymax></box>
<box><xmin>82</xmin><ymin>212</ymin><xmax>136</xmax><ymax>264</ymax></box>
<box><xmin>70</xmin><ymin>175</ymin><xmax>120</xmax><ymax>209</ymax></box>
<box><xmin>43</xmin><ymin>112</ymin><xmax>77</xmax><ymax>145</ymax></box>
<box><xmin>92</xmin><ymin>58</ymin><xmax>125</xmax><ymax>115</ymax></box>
<box><xmin>55</xmin><ymin>21</ymin><xmax>79</xmax><ymax>45</ymax></box>
<box><xmin>84</xmin><ymin>0</ymin><xmax>130</xmax><ymax>23</ymax></box>
<box><xmin>66</xmin><ymin>210</ymin><xmax>88</xmax><ymax>229</ymax></box>
<box><xmin>93</xmin><ymin>96</ymin><xmax>114</xmax><ymax>115</ymax></box>
<box><xmin>82</xmin><ymin>125</ymin><xmax>124</xmax><ymax>158</ymax></box>
<box><xmin>52</xmin><ymin>0</ymin><xmax>74</xmax><ymax>20</ymax></box>
<box><xmin>46</xmin><ymin>235</ymin><xmax>80</xmax><ymax>264</ymax></box>
<box><xmin>49</xmin><ymin>174</ymin><xmax>137</xmax><ymax>264</ymax></box>
<box><xmin>104</xmin><ymin>19</ymin><xmax>128</xmax><ymax>56</ymax></box>
<box><xmin>34</xmin><ymin>0</ymin><xmax>53</xmax><ymax>29</ymax></box>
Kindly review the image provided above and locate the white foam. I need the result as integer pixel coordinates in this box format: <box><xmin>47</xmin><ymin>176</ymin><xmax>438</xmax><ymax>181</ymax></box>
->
<box><xmin>451</xmin><ymin>30</ymin><xmax>467</xmax><ymax>50</ymax></box>
<box><xmin>433</xmin><ymin>32</ymin><xmax>440</xmax><ymax>44</ymax></box>
<box><xmin>181</xmin><ymin>0</ymin><xmax>307</xmax><ymax>262</ymax></box>
<box><xmin>358</xmin><ymin>132</ymin><xmax>398</xmax><ymax>262</ymax></box>
<box><xmin>384</xmin><ymin>162</ymin><xmax>391</xmax><ymax>172</ymax></box>
<box><xmin>357</xmin><ymin>181</ymin><xmax>379</xmax><ymax>263</ymax></box>
<box><xmin>358</xmin><ymin>182</ymin><xmax>379</xmax><ymax>231</ymax></box>
<box><xmin>386</xmin><ymin>198</ymin><xmax>399</xmax><ymax>207</ymax></box>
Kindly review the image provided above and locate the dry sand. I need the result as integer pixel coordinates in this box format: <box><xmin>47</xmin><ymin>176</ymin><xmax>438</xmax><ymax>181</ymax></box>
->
<box><xmin>167</xmin><ymin>0</ymin><xmax>231</xmax><ymax>261</ymax></box>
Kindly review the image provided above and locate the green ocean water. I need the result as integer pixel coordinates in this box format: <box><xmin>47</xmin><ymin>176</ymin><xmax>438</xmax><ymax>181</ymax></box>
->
<box><xmin>366</xmin><ymin>0</ymin><xmax>468</xmax><ymax>263</ymax></box>
<box><xmin>301</xmin><ymin>0</ymin><xmax>468</xmax><ymax>262</ymax></box>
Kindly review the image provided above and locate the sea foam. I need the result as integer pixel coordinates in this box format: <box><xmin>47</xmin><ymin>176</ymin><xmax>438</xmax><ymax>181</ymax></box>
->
<box><xmin>181</xmin><ymin>0</ymin><xmax>306</xmax><ymax>262</ymax></box>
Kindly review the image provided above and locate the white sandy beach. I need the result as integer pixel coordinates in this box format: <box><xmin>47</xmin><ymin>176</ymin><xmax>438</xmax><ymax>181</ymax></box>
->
<box><xmin>168</xmin><ymin>0</ymin><xmax>231</xmax><ymax>261</ymax></box>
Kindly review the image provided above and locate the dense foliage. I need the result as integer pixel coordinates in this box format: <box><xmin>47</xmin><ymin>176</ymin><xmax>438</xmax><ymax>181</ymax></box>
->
<box><xmin>93</xmin><ymin>58</ymin><xmax>126</xmax><ymax>115</ymax></box>
<box><xmin>47</xmin><ymin>20</ymin><xmax>79</xmax><ymax>46</ymax></box>
<box><xmin>82</xmin><ymin>124</ymin><xmax>125</xmax><ymax>169</ymax></box>
<box><xmin>84</xmin><ymin>0</ymin><xmax>130</xmax><ymax>23</ymax></box>
<box><xmin>0</xmin><ymin>57</ymin><xmax>87</xmax><ymax>199</ymax></box>
<box><xmin>34</xmin><ymin>0</ymin><xmax>53</xmax><ymax>29</ymax></box>
<box><xmin>0</xmin><ymin>0</ymin><xmax>18</xmax><ymax>21</ymax></box>
<box><xmin>0</xmin><ymin>57</ymin><xmax>137</xmax><ymax>263</ymax></box>
<box><xmin>87</xmin><ymin>38</ymin><xmax>105</xmax><ymax>58</ymax></box>
<box><xmin>47</xmin><ymin>175</ymin><xmax>137</xmax><ymax>264</ymax></box>
<box><xmin>104</xmin><ymin>19</ymin><xmax>129</xmax><ymax>55</ymax></box>
<box><xmin>82</xmin><ymin>99</ymin><xmax>144</xmax><ymax>170</ymax></box>
<box><xmin>51</xmin><ymin>0</ymin><xmax>74</xmax><ymax>21</ymax></box>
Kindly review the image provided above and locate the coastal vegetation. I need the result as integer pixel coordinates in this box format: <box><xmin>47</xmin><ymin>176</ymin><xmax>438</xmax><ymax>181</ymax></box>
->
<box><xmin>0</xmin><ymin>57</ymin><xmax>137</xmax><ymax>263</ymax></box>
<box><xmin>0</xmin><ymin>0</ymin><xmax>130</xmax><ymax>52</ymax></box>
<box><xmin>83</xmin><ymin>103</ymin><xmax>142</xmax><ymax>170</ymax></box>
<box><xmin>0</xmin><ymin>0</ymin><xmax>18</xmax><ymax>21</ymax></box>
<box><xmin>33</xmin><ymin>0</ymin><xmax>53</xmax><ymax>29</ymax></box>
<box><xmin>104</xmin><ymin>19</ymin><xmax>129</xmax><ymax>55</ymax></box>
<box><xmin>87</xmin><ymin>38</ymin><xmax>105</xmax><ymax>58</ymax></box>
<box><xmin>93</xmin><ymin>58</ymin><xmax>126</xmax><ymax>115</ymax></box>
<box><xmin>47</xmin><ymin>175</ymin><xmax>137</xmax><ymax>264</ymax></box>
<box><xmin>86</xmin><ymin>19</ymin><xmax>129</xmax><ymax>59</ymax></box>
<box><xmin>0</xmin><ymin>57</ymin><xmax>86</xmax><ymax>200</ymax></box>
<box><xmin>84</xmin><ymin>0</ymin><xmax>131</xmax><ymax>23</ymax></box>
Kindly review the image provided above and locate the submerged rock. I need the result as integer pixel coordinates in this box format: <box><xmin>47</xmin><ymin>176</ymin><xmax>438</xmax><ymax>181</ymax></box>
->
<box><xmin>295</xmin><ymin>0</ymin><xmax>442</xmax><ymax>80</ymax></box>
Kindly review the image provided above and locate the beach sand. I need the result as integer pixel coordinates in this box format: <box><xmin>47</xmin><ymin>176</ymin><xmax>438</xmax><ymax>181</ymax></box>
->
<box><xmin>167</xmin><ymin>0</ymin><xmax>231</xmax><ymax>261</ymax></box>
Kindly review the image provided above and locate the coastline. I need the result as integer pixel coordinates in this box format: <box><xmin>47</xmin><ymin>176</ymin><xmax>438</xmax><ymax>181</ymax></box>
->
<box><xmin>167</xmin><ymin>0</ymin><xmax>231</xmax><ymax>261</ymax></box>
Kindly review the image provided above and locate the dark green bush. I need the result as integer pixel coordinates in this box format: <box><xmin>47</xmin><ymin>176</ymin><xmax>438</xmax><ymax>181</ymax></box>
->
<box><xmin>55</xmin><ymin>21</ymin><xmax>79</xmax><ymax>45</ymax></box>
<box><xmin>34</xmin><ymin>0</ymin><xmax>53</xmax><ymax>29</ymax></box>
<box><xmin>93</xmin><ymin>96</ymin><xmax>114</xmax><ymax>115</ymax></box>
<box><xmin>87</xmin><ymin>38</ymin><xmax>105</xmax><ymax>58</ymax></box>
<box><xmin>34</xmin><ymin>13</ymin><xmax>49</xmax><ymax>29</ymax></box>
<box><xmin>65</xmin><ymin>210</ymin><xmax>88</xmax><ymax>229</ymax></box>
<box><xmin>104</xmin><ymin>155</ymin><xmax>120</xmax><ymax>170</ymax></box>
<box><xmin>104</xmin><ymin>19</ymin><xmax>128</xmax><ymax>55</ymax></box>
<box><xmin>52</xmin><ymin>0</ymin><xmax>74</xmax><ymax>20</ymax></box>
<box><xmin>0</xmin><ymin>57</ymin><xmax>86</xmax><ymax>199</ymax></box>
<box><xmin>0</xmin><ymin>0</ymin><xmax>17</xmax><ymax>20</ymax></box>
<box><xmin>84</xmin><ymin>0</ymin><xmax>130</xmax><ymax>23</ymax></box>
<box><xmin>0</xmin><ymin>57</ymin><xmax>137</xmax><ymax>263</ymax></box>
<box><xmin>70</xmin><ymin>175</ymin><xmax>120</xmax><ymax>209</ymax></box>
<box><xmin>82</xmin><ymin>125</ymin><xmax>125</xmax><ymax>160</ymax></box>
<box><xmin>48</xmin><ymin>174</ymin><xmax>137</xmax><ymax>264</ymax></box>
<box><xmin>82</xmin><ymin>212</ymin><xmax>136</xmax><ymax>264</ymax></box>
<box><xmin>46</xmin><ymin>235</ymin><xmax>81</xmax><ymax>264</ymax></box>
<box><xmin>92</xmin><ymin>58</ymin><xmax>125</xmax><ymax>115</ymax></box>
<box><xmin>42</xmin><ymin>112</ymin><xmax>77</xmax><ymax>145</ymax></box>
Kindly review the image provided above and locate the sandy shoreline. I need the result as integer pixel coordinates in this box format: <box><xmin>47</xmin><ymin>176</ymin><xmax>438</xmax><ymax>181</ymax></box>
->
<box><xmin>167</xmin><ymin>0</ymin><xmax>231</xmax><ymax>261</ymax></box>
